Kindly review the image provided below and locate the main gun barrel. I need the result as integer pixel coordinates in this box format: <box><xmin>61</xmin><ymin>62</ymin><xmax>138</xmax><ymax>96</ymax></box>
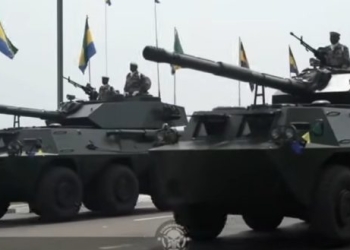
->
<box><xmin>142</xmin><ymin>46</ymin><xmax>311</xmax><ymax>95</ymax></box>
<box><xmin>0</xmin><ymin>105</ymin><xmax>62</xmax><ymax>120</ymax></box>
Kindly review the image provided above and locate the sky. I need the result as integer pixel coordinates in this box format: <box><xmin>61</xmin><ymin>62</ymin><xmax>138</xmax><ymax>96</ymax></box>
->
<box><xmin>0</xmin><ymin>0</ymin><xmax>348</xmax><ymax>128</ymax></box>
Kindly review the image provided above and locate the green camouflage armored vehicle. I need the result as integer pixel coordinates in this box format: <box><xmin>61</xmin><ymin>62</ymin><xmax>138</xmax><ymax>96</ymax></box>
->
<box><xmin>142</xmin><ymin>40</ymin><xmax>350</xmax><ymax>247</ymax></box>
<box><xmin>0</xmin><ymin>91</ymin><xmax>187</xmax><ymax>222</ymax></box>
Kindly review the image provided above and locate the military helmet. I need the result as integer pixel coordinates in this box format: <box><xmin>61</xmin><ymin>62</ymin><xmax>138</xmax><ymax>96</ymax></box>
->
<box><xmin>102</xmin><ymin>76</ymin><xmax>109</xmax><ymax>84</ymax></box>
<box><xmin>130</xmin><ymin>62</ymin><xmax>138</xmax><ymax>72</ymax></box>
<box><xmin>330</xmin><ymin>31</ymin><xmax>340</xmax><ymax>37</ymax></box>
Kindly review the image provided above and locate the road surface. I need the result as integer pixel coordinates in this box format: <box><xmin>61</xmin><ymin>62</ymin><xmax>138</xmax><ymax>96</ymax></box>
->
<box><xmin>0</xmin><ymin>196</ymin><xmax>348</xmax><ymax>250</ymax></box>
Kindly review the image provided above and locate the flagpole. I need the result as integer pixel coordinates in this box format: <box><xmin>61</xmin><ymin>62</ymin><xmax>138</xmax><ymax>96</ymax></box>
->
<box><xmin>104</xmin><ymin>3</ymin><xmax>108</xmax><ymax>76</ymax></box>
<box><xmin>88</xmin><ymin>62</ymin><xmax>92</xmax><ymax>84</ymax></box>
<box><xmin>238</xmin><ymin>37</ymin><xmax>241</xmax><ymax>107</ymax></box>
<box><xmin>174</xmin><ymin>73</ymin><xmax>176</xmax><ymax>105</ymax></box>
<box><xmin>154</xmin><ymin>0</ymin><xmax>161</xmax><ymax>98</ymax></box>
<box><xmin>57</xmin><ymin>0</ymin><xmax>64</xmax><ymax>108</ymax></box>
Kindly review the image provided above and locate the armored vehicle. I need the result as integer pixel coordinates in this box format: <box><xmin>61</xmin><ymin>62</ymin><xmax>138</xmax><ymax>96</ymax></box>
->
<box><xmin>142</xmin><ymin>43</ymin><xmax>350</xmax><ymax>247</ymax></box>
<box><xmin>0</xmin><ymin>91</ymin><xmax>187</xmax><ymax>222</ymax></box>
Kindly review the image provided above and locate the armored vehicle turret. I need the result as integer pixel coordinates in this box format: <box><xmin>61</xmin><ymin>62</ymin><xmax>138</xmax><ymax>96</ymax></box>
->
<box><xmin>142</xmin><ymin>45</ymin><xmax>350</xmax><ymax>247</ymax></box>
<box><xmin>0</xmin><ymin>92</ymin><xmax>187</xmax><ymax>222</ymax></box>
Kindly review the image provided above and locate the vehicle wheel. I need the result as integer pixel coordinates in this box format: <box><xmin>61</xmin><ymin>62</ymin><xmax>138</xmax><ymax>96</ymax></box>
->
<box><xmin>0</xmin><ymin>201</ymin><xmax>10</xmax><ymax>219</ymax></box>
<box><xmin>98</xmin><ymin>165</ymin><xmax>139</xmax><ymax>216</ymax></box>
<box><xmin>149</xmin><ymin>170</ymin><xmax>171</xmax><ymax>211</ymax></box>
<box><xmin>309</xmin><ymin>165</ymin><xmax>350</xmax><ymax>247</ymax></box>
<box><xmin>83</xmin><ymin>195</ymin><xmax>100</xmax><ymax>212</ymax></box>
<box><xmin>83</xmin><ymin>180</ymin><xmax>101</xmax><ymax>212</ymax></box>
<box><xmin>35</xmin><ymin>167</ymin><xmax>83</xmax><ymax>222</ymax></box>
<box><xmin>29</xmin><ymin>202</ymin><xmax>41</xmax><ymax>215</ymax></box>
<box><xmin>242</xmin><ymin>213</ymin><xmax>284</xmax><ymax>232</ymax></box>
<box><xmin>151</xmin><ymin>192</ymin><xmax>171</xmax><ymax>211</ymax></box>
<box><xmin>174</xmin><ymin>205</ymin><xmax>227</xmax><ymax>241</ymax></box>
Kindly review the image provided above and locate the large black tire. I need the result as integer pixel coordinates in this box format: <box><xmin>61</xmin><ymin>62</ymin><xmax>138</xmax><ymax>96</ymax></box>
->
<box><xmin>35</xmin><ymin>167</ymin><xmax>83</xmax><ymax>222</ymax></box>
<box><xmin>310</xmin><ymin>165</ymin><xmax>350</xmax><ymax>247</ymax></box>
<box><xmin>242</xmin><ymin>213</ymin><xmax>284</xmax><ymax>232</ymax></box>
<box><xmin>151</xmin><ymin>192</ymin><xmax>171</xmax><ymax>212</ymax></box>
<box><xmin>97</xmin><ymin>165</ymin><xmax>139</xmax><ymax>216</ymax></box>
<box><xmin>29</xmin><ymin>202</ymin><xmax>41</xmax><ymax>215</ymax></box>
<box><xmin>149</xmin><ymin>170</ymin><xmax>171</xmax><ymax>211</ymax></box>
<box><xmin>83</xmin><ymin>180</ymin><xmax>101</xmax><ymax>212</ymax></box>
<box><xmin>0</xmin><ymin>201</ymin><xmax>10</xmax><ymax>219</ymax></box>
<box><xmin>174</xmin><ymin>205</ymin><xmax>227</xmax><ymax>241</ymax></box>
<box><xmin>83</xmin><ymin>194</ymin><xmax>100</xmax><ymax>212</ymax></box>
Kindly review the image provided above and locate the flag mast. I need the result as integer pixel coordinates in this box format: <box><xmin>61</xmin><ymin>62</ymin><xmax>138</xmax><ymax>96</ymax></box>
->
<box><xmin>154</xmin><ymin>0</ymin><xmax>161</xmax><ymax>98</ymax></box>
<box><xmin>238</xmin><ymin>37</ymin><xmax>241</xmax><ymax>107</ymax></box>
<box><xmin>104</xmin><ymin>1</ymin><xmax>109</xmax><ymax>76</ymax></box>
<box><xmin>57</xmin><ymin>0</ymin><xmax>64</xmax><ymax>108</ymax></box>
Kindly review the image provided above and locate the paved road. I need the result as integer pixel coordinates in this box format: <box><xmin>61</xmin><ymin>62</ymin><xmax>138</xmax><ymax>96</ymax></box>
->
<box><xmin>0</xmin><ymin>198</ymin><xmax>349</xmax><ymax>250</ymax></box>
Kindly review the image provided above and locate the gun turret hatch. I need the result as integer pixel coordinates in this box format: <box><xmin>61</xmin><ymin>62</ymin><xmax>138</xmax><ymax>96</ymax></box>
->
<box><xmin>142</xmin><ymin>46</ymin><xmax>350</xmax><ymax>105</ymax></box>
<box><xmin>273</xmin><ymin>70</ymin><xmax>350</xmax><ymax>104</ymax></box>
<box><xmin>0</xmin><ymin>96</ymin><xmax>188</xmax><ymax>129</ymax></box>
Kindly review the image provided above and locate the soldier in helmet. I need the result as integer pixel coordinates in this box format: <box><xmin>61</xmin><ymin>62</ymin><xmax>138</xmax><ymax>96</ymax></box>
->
<box><xmin>124</xmin><ymin>62</ymin><xmax>152</xmax><ymax>96</ymax></box>
<box><xmin>98</xmin><ymin>76</ymin><xmax>115</xmax><ymax>101</ymax></box>
<box><xmin>323</xmin><ymin>31</ymin><xmax>350</xmax><ymax>68</ymax></box>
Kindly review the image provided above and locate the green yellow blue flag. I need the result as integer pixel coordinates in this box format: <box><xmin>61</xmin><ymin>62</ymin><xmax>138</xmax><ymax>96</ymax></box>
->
<box><xmin>289</xmin><ymin>45</ymin><xmax>299</xmax><ymax>75</ymax></box>
<box><xmin>106</xmin><ymin>0</ymin><xmax>111</xmax><ymax>6</ymax></box>
<box><xmin>171</xmin><ymin>28</ymin><xmax>184</xmax><ymax>75</ymax></box>
<box><xmin>79</xmin><ymin>17</ymin><xmax>96</xmax><ymax>74</ymax></box>
<box><xmin>239</xmin><ymin>37</ymin><xmax>254</xmax><ymax>92</ymax></box>
<box><xmin>0</xmin><ymin>22</ymin><xmax>18</xmax><ymax>59</ymax></box>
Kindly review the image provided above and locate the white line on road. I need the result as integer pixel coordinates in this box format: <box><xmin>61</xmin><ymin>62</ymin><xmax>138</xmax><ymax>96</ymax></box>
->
<box><xmin>134</xmin><ymin>215</ymin><xmax>173</xmax><ymax>222</ymax></box>
<box><xmin>99</xmin><ymin>244</ymin><xmax>132</xmax><ymax>250</ymax></box>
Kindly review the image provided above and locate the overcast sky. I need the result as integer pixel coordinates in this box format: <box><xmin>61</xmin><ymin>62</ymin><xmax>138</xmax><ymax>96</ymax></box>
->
<box><xmin>0</xmin><ymin>0</ymin><xmax>348</xmax><ymax>128</ymax></box>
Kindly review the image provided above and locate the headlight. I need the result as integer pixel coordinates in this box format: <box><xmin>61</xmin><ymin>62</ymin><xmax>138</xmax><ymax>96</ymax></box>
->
<box><xmin>7</xmin><ymin>140</ymin><xmax>23</xmax><ymax>156</ymax></box>
<box><xmin>270</xmin><ymin>128</ymin><xmax>281</xmax><ymax>140</ymax></box>
<box><xmin>270</xmin><ymin>125</ymin><xmax>297</xmax><ymax>144</ymax></box>
<box><xmin>284</xmin><ymin>126</ymin><xmax>296</xmax><ymax>140</ymax></box>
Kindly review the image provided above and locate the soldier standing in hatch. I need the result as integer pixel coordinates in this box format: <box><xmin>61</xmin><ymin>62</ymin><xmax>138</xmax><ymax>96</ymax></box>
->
<box><xmin>98</xmin><ymin>76</ymin><xmax>115</xmax><ymax>101</ymax></box>
<box><xmin>323</xmin><ymin>31</ymin><xmax>350</xmax><ymax>68</ymax></box>
<box><xmin>124</xmin><ymin>63</ymin><xmax>151</xmax><ymax>96</ymax></box>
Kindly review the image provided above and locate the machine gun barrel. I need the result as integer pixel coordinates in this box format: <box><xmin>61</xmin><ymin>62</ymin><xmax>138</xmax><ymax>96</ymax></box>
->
<box><xmin>142</xmin><ymin>46</ymin><xmax>311</xmax><ymax>95</ymax></box>
<box><xmin>290</xmin><ymin>32</ymin><xmax>316</xmax><ymax>53</ymax></box>
<box><xmin>63</xmin><ymin>76</ymin><xmax>84</xmax><ymax>88</ymax></box>
<box><xmin>0</xmin><ymin>105</ymin><xmax>62</xmax><ymax>120</ymax></box>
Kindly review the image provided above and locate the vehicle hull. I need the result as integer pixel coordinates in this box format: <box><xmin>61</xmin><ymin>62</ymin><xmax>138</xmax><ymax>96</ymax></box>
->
<box><xmin>150</xmin><ymin>141</ymin><xmax>337</xmax><ymax>216</ymax></box>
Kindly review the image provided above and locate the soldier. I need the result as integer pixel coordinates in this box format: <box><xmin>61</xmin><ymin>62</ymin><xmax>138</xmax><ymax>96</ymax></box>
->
<box><xmin>98</xmin><ymin>76</ymin><xmax>115</xmax><ymax>101</ymax></box>
<box><xmin>324</xmin><ymin>31</ymin><xmax>350</xmax><ymax>68</ymax></box>
<box><xmin>124</xmin><ymin>63</ymin><xmax>151</xmax><ymax>96</ymax></box>
<box><xmin>85</xmin><ymin>83</ymin><xmax>99</xmax><ymax>101</ymax></box>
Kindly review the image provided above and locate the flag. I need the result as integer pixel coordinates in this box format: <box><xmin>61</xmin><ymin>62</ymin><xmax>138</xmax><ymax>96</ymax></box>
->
<box><xmin>239</xmin><ymin>38</ymin><xmax>254</xmax><ymax>92</ymax></box>
<box><xmin>106</xmin><ymin>0</ymin><xmax>111</xmax><ymax>6</ymax></box>
<box><xmin>155</xmin><ymin>0</ymin><xmax>160</xmax><ymax>3</ymax></box>
<box><xmin>79</xmin><ymin>17</ymin><xmax>96</xmax><ymax>74</ymax></box>
<box><xmin>171</xmin><ymin>28</ymin><xmax>184</xmax><ymax>75</ymax></box>
<box><xmin>0</xmin><ymin>22</ymin><xmax>18</xmax><ymax>59</ymax></box>
<box><xmin>289</xmin><ymin>45</ymin><xmax>299</xmax><ymax>75</ymax></box>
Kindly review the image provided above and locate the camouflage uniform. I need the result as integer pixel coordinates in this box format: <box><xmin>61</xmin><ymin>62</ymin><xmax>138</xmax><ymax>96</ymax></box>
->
<box><xmin>98</xmin><ymin>77</ymin><xmax>115</xmax><ymax>101</ymax></box>
<box><xmin>324</xmin><ymin>32</ymin><xmax>350</xmax><ymax>68</ymax></box>
<box><xmin>124</xmin><ymin>71</ymin><xmax>151</xmax><ymax>96</ymax></box>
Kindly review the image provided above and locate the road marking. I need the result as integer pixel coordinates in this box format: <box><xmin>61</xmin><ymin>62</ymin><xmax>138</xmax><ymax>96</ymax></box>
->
<box><xmin>134</xmin><ymin>215</ymin><xmax>173</xmax><ymax>222</ymax></box>
<box><xmin>99</xmin><ymin>244</ymin><xmax>131</xmax><ymax>250</ymax></box>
